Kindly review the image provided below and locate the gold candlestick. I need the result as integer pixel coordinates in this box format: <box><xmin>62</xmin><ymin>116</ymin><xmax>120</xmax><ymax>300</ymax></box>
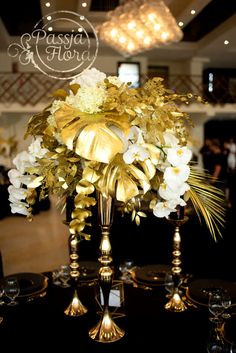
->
<box><xmin>165</xmin><ymin>212</ymin><xmax>188</xmax><ymax>312</ymax></box>
<box><xmin>89</xmin><ymin>192</ymin><xmax>124</xmax><ymax>343</ymax></box>
<box><xmin>64</xmin><ymin>234</ymin><xmax>88</xmax><ymax>316</ymax></box>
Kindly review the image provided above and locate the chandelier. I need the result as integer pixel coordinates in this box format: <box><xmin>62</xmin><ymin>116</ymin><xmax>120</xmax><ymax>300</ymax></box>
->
<box><xmin>98</xmin><ymin>0</ymin><xmax>183</xmax><ymax>57</ymax></box>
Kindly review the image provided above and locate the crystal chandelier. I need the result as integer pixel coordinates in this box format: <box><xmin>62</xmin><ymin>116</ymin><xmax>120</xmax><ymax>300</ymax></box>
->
<box><xmin>98</xmin><ymin>0</ymin><xmax>183</xmax><ymax>57</ymax></box>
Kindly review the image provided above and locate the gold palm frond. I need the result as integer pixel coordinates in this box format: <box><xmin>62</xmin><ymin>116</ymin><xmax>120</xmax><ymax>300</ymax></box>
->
<box><xmin>187</xmin><ymin>166</ymin><xmax>226</xmax><ymax>241</ymax></box>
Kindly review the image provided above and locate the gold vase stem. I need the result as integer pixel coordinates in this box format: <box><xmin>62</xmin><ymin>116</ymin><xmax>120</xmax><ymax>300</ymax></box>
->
<box><xmin>165</xmin><ymin>216</ymin><xmax>188</xmax><ymax>312</ymax></box>
<box><xmin>89</xmin><ymin>192</ymin><xmax>124</xmax><ymax>343</ymax></box>
<box><xmin>64</xmin><ymin>234</ymin><xmax>88</xmax><ymax>316</ymax></box>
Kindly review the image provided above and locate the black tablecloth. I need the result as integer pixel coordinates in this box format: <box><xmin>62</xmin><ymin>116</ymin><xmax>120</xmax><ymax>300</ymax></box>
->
<box><xmin>2</xmin><ymin>272</ymin><xmax>234</xmax><ymax>353</ymax></box>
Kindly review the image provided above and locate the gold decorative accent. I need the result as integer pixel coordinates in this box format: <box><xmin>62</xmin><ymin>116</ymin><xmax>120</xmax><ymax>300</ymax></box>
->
<box><xmin>165</xmin><ymin>212</ymin><xmax>188</xmax><ymax>312</ymax></box>
<box><xmin>64</xmin><ymin>288</ymin><xmax>88</xmax><ymax>317</ymax></box>
<box><xmin>168</xmin><ymin>216</ymin><xmax>188</xmax><ymax>276</ymax></box>
<box><xmin>64</xmin><ymin>234</ymin><xmax>88</xmax><ymax>317</ymax></box>
<box><xmin>89</xmin><ymin>192</ymin><xmax>124</xmax><ymax>343</ymax></box>
<box><xmin>165</xmin><ymin>289</ymin><xmax>187</xmax><ymax>312</ymax></box>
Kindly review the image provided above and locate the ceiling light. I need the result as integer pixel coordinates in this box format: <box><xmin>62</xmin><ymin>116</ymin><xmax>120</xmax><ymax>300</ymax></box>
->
<box><xmin>98</xmin><ymin>0</ymin><xmax>183</xmax><ymax>57</ymax></box>
<box><xmin>178</xmin><ymin>21</ymin><xmax>184</xmax><ymax>27</ymax></box>
<box><xmin>224</xmin><ymin>40</ymin><xmax>229</xmax><ymax>45</ymax></box>
<box><xmin>82</xmin><ymin>2</ymin><xmax>87</xmax><ymax>7</ymax></box>
<box><xmin>190</xmin><ymin>9</ymin><xmax>196</xmax><ymax>15</ymax></box>
<box><xmin>45</xmin><ymin>2</ymin><xmax>51</xmax><ymax>7</ymax></box>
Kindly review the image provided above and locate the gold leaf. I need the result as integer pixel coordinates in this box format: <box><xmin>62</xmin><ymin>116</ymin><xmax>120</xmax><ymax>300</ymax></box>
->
<box><xmin>116</xmin><ymin>173</ymin><xmax>139</xmax><ymax>202</ymax></box>
<box><xmin>76</xmin><ymin>180</ymin><xmax>94</xmax><ymax>195</ymax></box>
<box><xmin>80</xmin><ymin>233</ymin><xmax>91</xmax><ymax>241</ymax></box>
<box><xmin>83</xmin><ymin>166</ymin><xmax>101</xmax><ymax>183</ymax></box>
<box><xmin>75</xmin><ymin>122</ymin><xmax>125</xmax><ymax>163</ymax></box>
<box><xmin>135</xmin><ymin>215</ymin><xmax>140</xmax><ymax>225</ymax></box>
<box><xmin>27</xmin><ymin>176</ymin><xmax>44</xmax><ymax>188</ymax></box>
<box><xmin>137</xmin><ymin>211</ymin><xmax>147</xmax><ymax>217</ymax></box>
<box><xmin>69</xmin><ymin>219</ymin><xmax>86</xmax><ymax>234</ymax></box>
<box><xmin>74</xmin><ymin>195</ymin><xmax>96</xmax><ymax>208</ymax></box>
<box><xmin>69</xmin><ymin>83</ymin><xmax>80</xmax><ymax>95</ymax></box>
<box><xmin>132</xmin><ymin>209</ymin><xmax>136</xmax><ymax>221</ymax></box>
<box><xmin>52</xmin><ymin>89</ymin><xmax>68</xmax><ymax>99</ymax></box>
<box><xmin>72</xmin><ymin>209</ymin><xmax>92</xmax><ymax>221</ymax></box>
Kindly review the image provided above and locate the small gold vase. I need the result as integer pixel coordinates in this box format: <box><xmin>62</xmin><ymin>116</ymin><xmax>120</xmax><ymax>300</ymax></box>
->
<box><xmin>88</xmin><ymin>192</ymin><xmax>125</xmax><ymax>343</ymax></box>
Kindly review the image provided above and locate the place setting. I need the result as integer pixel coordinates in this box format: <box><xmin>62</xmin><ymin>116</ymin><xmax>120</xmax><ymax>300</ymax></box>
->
<box><xmin>0</xmin><ymin>272</ymin><xmax>48</xmax><ymax>305</ymax></box>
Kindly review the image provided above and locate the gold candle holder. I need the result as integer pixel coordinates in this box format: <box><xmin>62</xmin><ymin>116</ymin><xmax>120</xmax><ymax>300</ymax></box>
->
<box><xmin>88</xmin><ymin>192</ymin><xmax>124</xmax><ymax>343</ymax></box>
<box><xmin>64</xmin><ymin>234</ymin><xmax>88</xmax><ymax>317</ymax></box>
<box><xmin>165</xmin><ymin>211</ymin><xmax>188</xmax><ymax>312</ymax></box>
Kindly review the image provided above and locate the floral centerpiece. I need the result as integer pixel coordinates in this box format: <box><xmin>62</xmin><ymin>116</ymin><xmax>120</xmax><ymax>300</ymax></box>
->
<box><xmin>8</xmin><ymin>68</ymin><xmax>225</xmax><ymax>240</ymax></box>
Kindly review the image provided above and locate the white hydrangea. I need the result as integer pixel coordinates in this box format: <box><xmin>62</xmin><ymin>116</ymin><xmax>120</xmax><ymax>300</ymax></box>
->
<box><xmin>70</xmin><ymin>67</ymin><xmax>106</xmax><ymax>88</ymax></box>
<box><xmin>49</xmin><ymin>100</ymin><xmax>65</xmax><ymax>115</ymax></box>
<box><xmin>66</xmin><ymin>86</ymin><xmax>107</xmax><ymax>114</ymax></box>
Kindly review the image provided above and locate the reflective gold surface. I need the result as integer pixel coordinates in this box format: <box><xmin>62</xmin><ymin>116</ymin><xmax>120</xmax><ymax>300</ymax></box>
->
<box><xmin>89</xmin><ymin>192</ymin><xmax>124</xmax><ymax>342</ymax></box>
<box><xmin>89</xmin><ymin>308</ymin><xmax>125</xmax><ymax>342</ymax></box>
<box><xmin>165</xmin><ymin>290</ymin><xmax>188</xmax><ymax>312</ymax></box>
<box><xmin>64</xmin><ymin>288</ymin><xmax>88</xmax><ymax>316</ymax></box>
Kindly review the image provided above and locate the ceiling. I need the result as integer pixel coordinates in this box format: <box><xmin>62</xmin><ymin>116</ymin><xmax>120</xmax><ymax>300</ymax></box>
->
<box><xmin>0</xmin><ymin>0</ymin><xmax>236</xmax><ymax>68</ymax></box>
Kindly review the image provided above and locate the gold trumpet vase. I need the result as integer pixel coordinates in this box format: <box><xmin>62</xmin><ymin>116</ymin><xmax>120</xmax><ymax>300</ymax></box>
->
<box><xmin>89</xmin><ymin>192</ymin><xmax>125</xmax><ymax>342</ymax></box>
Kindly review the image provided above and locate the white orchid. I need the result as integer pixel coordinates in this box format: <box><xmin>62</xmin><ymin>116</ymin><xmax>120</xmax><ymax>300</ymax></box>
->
<box><xmin>127</xmin><ymin>126</ymin><xmax>144</xmax><ymax>144</ymax></box>
<box><xmin>28</xmin><ymin>136</ymin><xmax>48</xmax><ymax>159</ymax></box>
<box><xmin>8</xmin><ymin>169</ymin><xmax>22</xmax><ymax>188</ymax></box>
<box><xmin>163</xmin><ymin>131</ymin><xmax>179</xmax><ymax>148</ymax></box>
<box><xmin>8</xmin><ymin>185</ymin><xmax>28</xmax><ymax>202</ymax></box>
<box><xmin>8</xmin><ymin>136</ymin><xmax>48</xmax><ymax>217</ymax></box>
<box><xmin>159</xmin><ymin>182</ymin><xmax>189</xmax><ymax>200</ymax></box>
<box><xmin>164</xmin><ymin>165</ymin><xmax>190</xmax><ymax>187</ymax></box>
<box><xmin>167</xmin><ymin>146</ymin><xmax>192</xmax><ymax>166</ymax></box>
<box><xmin>123</xmin><ymin>144</ymin><xmax>150</xmax><ymax>164</ymax></box>
<box><xmin>153</xmin><ymin>201</ymin><xmax>177</xmax><ymax>218</ymax></box>
<box><xmin>10</xmin><ymin>201</ymin><xmax>29</xmax><ymax>216</ymax></box>
<box><xmin>13</xmin><ymin>151</ymin><xmax>35</xmax><ymax>174</ymax></box>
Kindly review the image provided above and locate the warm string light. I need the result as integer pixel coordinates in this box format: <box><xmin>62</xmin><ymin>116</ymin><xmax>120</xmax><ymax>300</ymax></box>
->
<box><xmin>98</xmin><ymin>0</ymin><xmax>183</xmax><ymax>57</ymax></box>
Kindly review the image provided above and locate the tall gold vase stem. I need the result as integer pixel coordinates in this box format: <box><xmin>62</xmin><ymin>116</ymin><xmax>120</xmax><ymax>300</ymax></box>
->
<box><xmin>172</xmin><ymin>224</ymin><xmax>182</xmax><ymax>276</ymax></box>
<box><xmin>64</xmin><ymin>234</ymin><xmax>88</xmax><ymax>316</ymax></box>
<box><xmin>165</xmin><ymin>216</ymin><xmax>188</xmax><ymax>312</ymax></box>
<box><xmin>89</xmin><ymin>193</ymin><xmax>124</xmax><ymax>343</ymax></box>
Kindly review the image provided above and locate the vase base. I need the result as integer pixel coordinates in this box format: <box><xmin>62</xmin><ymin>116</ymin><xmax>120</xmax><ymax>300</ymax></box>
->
<box><xmin>64</xmin><ymin>289</ymin><xmax>88</xmax><ymax>316</ymax></box>
<box><xmin>164</xmin><ymin>291</ymin><xmax>188</xmax><ymax>312</ymax></box>
<box><xmin>89</xmin><ymin>312</ymin><xmax>125</xmax><ymax>343</ymax></box>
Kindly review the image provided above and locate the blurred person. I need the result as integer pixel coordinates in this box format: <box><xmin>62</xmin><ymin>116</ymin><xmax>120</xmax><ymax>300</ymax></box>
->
<box><xmin>224</xmin><ymin>137</ymin><xmax>236</xmax><ymax>208</ymax></box>
<box><xmin>199</xmin><ymin>138</ymin><xmax>213</xmax><ymax>173</ymax></box>
<box><xmin>208</xmin><ymin>139</ymin><xmax>228</xmax><ymax>196</ymax></box>
<box><xmin>225</xmin><ymin>137</ymin><xmax>236</xmax><ymax>172</ymax></box>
